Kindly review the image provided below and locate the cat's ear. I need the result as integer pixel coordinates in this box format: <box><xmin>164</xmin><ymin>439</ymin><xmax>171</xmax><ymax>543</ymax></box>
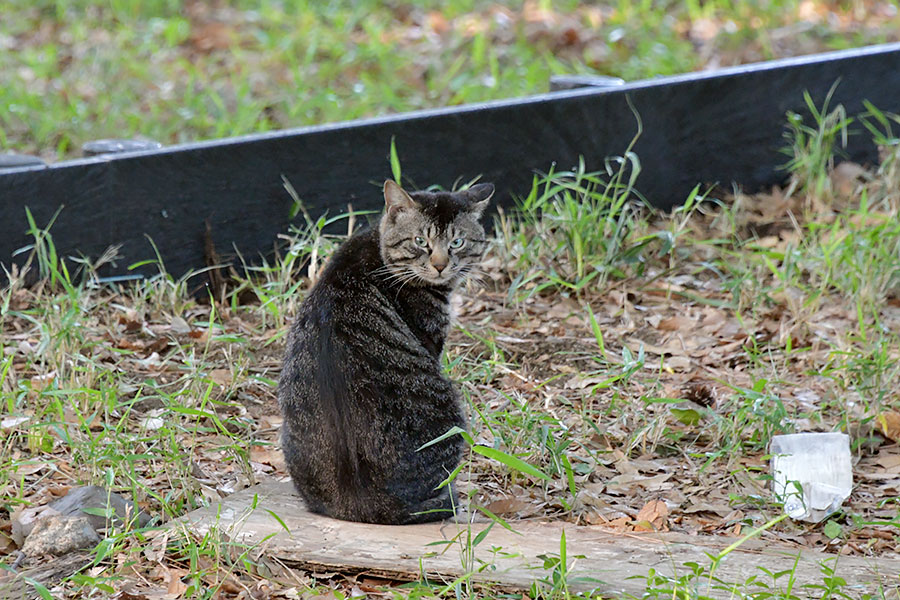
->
<box><xmin>465</xmin><ymin>183</ymin><xmax>494</xmax><ymax>218</ymax></box>
<box><xmin>383</xmin><ymin>180</ymin><xmax>417</xmax><ymax>215</ymax></box>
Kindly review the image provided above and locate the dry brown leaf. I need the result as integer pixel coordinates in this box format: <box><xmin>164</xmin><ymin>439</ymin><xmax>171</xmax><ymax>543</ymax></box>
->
<box><xmin>657</xmin><ymin>316</ymin><xmax>695</xmax><ymax>331</ymax></box>
<box><xmin>666</xmin><ymin>356</ymin><xmax>692</xmax><ymax>370</ymax></box>
<box><xmin>29</xmin><ymin>371</ymin><xmax>56</xmax><ymax>391</ymax></box>
<box><xmin>64</xmin><ymin>407</ymin><xmax>102</xmax><ymax>431</ymax></box>
<box><xmin>546</xmin><ymin>298</ymin><xmax>581</xmax><ymax>320</ymax></box>
<box><xmin>606</xmin><ymin>472</ymin><xmax>672</xmax><ymax>495</ymax></box>
<box><xmin>0</xmin><ymin>529</ymin><xmax>17</xmax><ymax>555</ymax></box>
<box><xmin>877</xmin><ymin>411</ymin><xmax>900</xmax><ymax>442</ymax></box>
<box><xmin>189</xmin><ymin>22</ymin><xmax>234</xmax><ymax>52</ymax></box>
<box><xmin>875</xmin><ymin>452</ymin><xmax>900</xmax><ymax>471</ymax></box>
<box><xmin>170</xmin><ymin>316</ymin><xmax>192</xmax><ymax>334</ymax></box>
<box><xmin>596</xmin><ymin>515</ymin><xmax>631</xmax><ymax>531</ymax></box>
<box><xmin>163</xmin><ymin>566</ymin><xmax>189</xmax><ymax>598</ymax></box>
<box><xmin>1</xmin><ymin>416</ymin><xmax>29</xmax><ymax>430</ymax></box>
<box><xmin>682</xmin><ymin>500</ymin><xmax>733</xmax><ymax>517</ymax></box>
<box><xmin>634</xmin><ymin>499</ymin><xmax>669</xmax><ymax>532</ymax></box>
<box><xmin>831</xmin><ymin>161</ymin><xmax>868</xmax><ymax>197</ymax></box>
<box><xmin>564</xmin><ymin>375</ymin><xmax>609</xmax><ymax>390</ymax></box>
<box><xmin>143</xmin><ymin>530</ymin><xmax>168</xmax><ymax>563</ymax></box>
<box><xmin>485</xmin><ymin>497</ymin><xmax>531</xmax><ymax>515</ymax></box>
<box><xmin>118</xmin><ymin>316</ymin><xmax>143</xmax><ymax>333</ymax></box>
<box><xmin>145</xmin><ymin>337</ymin><xmax>171</xmax><ymax>355</ymax></box>
<box><xmin>217</xmin><ymin>578</ymin><xmax>243</xmax><ymax>595</ymax></box>
<box><xmin>259</xmin><ymin>414</ymin><xmax>284</xmax><ymax>429</ymax></box>
<box><xmin>250</xmin><ymin>446</ymin><xmax>285</xmax><ymax>473</ymax></box>
<box><xmin>115</xmin><ymin>338</ymin><xmax>143</xmax><ymax>351</ymax></box>
<box><xmin>209</xmin><ymin>368</ymin><xmax>232</xmax><ymax>386</ymax></box>
<box><xmin>427</xmin><ymin>11</ymin><xmax>450</xmax><ymax>34</ymax></box>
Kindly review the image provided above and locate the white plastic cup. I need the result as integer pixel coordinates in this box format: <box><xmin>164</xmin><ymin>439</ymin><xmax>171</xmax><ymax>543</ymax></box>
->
<box><xmin>770</xmin><ymin>432</ymin><xmax>852</xmax><ymax>523</ymax></box>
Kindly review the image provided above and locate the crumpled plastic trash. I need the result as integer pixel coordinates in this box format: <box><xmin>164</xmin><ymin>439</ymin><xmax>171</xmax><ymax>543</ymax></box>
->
<box><xmin>770</xmin><ymin>432</ymin><xmax>852</xmax><ymax>523</ymax></box>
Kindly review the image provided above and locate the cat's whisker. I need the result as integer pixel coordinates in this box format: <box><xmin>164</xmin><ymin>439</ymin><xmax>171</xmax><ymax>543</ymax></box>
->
<box><xmin>385</xmin><ymin>267</ymin><xmax>424</xmax><ymax>294</ymax></box>
<box><xmin>375</xmin><ymin>265</ymin><xmax>417</xmax><ymax>287</ymax></box>
<box><xmin>383</xmin><ymin>267</ymin><xmax>422</xmax><ymax>289</ymax></box>
<box><xmin>462</xmin><ymin>272</ymin><xmax>489</xmax><ymax>292</ymax></box>
<box><xmin>457</xmin><ymin>264</ymin><xmax>486</xmax><ymax>280</ymax></box>
<box><xmin>394</xmin><ymin>272</ymin><xmax>423</xmax><ymax>296</ymax></box>
<box><xmin>464</xmin><ymin>266</ymin><xmax>489</xmax><ymax>279</ymax></box>
<box><xmin>372</xmin><ymin>264</ymin><xmax>403</xmax><ymax>278</ymax></box>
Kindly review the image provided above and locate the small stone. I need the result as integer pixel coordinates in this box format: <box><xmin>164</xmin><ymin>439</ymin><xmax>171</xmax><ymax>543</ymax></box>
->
<box><xmin>82</xmin><ymin>139</ymin><xmax>163</xmax><ymax>157</ymax></box>
<box><xmin>21</xmin><ymin>514</ymin><xmax>100</xmax><ymax>556</ymax></box>
<box><xmin>48</xmin><ymin>485</ymin><xmax>151</xmax><ymax>532</ymax></box>
<box><xmin>10</xmin><ymin>506</ymin><xmax>60</xmax><ymax>547</ymax></box>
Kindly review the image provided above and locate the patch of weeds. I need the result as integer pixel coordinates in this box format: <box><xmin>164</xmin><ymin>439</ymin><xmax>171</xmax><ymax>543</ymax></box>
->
<box><xmin>580</xmin><ymin>308</ymin><xmax>647</xmax><ymax>391</ymax></box>
<box><xmin>531</xmin><ymin>529</ymin><xmax>603</xmax><ymax>600</ymax></box>
<box><xmin>630</xmin><ymin>513</ymin><xmax>799</xmax><ymax>599</ymax></box>
<box><xmin>418</xmin><ymin>425</ymin><xmax>552</xmax><ymax>599</ymax></box>
<box><xmin>822</xmin><ymin>331</ymin><xmax>900</xmax><ymax>412</ymax></box>
<box><xmin>234</xmin><ymin>176</ymin><xmax>364</xmax><ymax>331</ymax></box>
<box><xmin>448</xmin><ymin>325</ymin><xmax>512</xmax><ymax>385</ymax></box>
<box><xmin>498</xmin><ymin>141</ymin><xmax>649</xmax><ymax>299</ymax></box>
<box><xmin>629</xmin><ymin>184</ymin><xmax>717</xmax><ymax>276</ymax></box>
<box><xmin>464</xmin><ymin>392</ymin><xmax>558</xmax><ymax>482</ymax></box>
<box><xmin>707</xmin><ymin>378</ymin><xmax>793</xmax><ymax>465</ymax></box>
<box><xmin>858</xmin><ymin>100</ymin><xmax>900</xmax><ymax>210</ymax></box>
<box><xmin>160</xmin><ymin>523</ymin><xmax>269</xmax><ymax>598</ymax></box>
<box><xmin>781</xmin><ymin>82</ymin><xmax>853</xmax><ymax>206</ymax></box>
<box><xmin>799</xmin><ymin>191</ymin><xmax>900</xmax><ymax>319</ymax></box>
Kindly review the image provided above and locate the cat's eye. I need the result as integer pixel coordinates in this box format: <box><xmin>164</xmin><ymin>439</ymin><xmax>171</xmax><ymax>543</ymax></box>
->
<box><xmin>449</xmin><ymin>237</ymin><xmax>465</xmax><ymax>249</ymax></box>
<box><xmin>414</xmin><ymin>236</ymin><xmax>428</xmax><ymax>248</ymax></box>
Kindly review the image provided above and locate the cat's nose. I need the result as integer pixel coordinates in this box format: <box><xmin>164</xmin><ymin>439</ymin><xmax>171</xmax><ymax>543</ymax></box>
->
<box><xmin>430</xmin><ymin>252</ymin><xmax>449</xmax><ymax>273</ymax></box>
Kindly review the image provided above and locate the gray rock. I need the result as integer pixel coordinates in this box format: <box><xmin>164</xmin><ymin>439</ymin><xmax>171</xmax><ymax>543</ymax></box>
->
<box><xmin>21</xmin><ymin>514</ymin><xmax>100</xmax><ymax>556</ymax></box>
<box><xmin>48</xmin><ymin>485</ymin><xmax>151</xmax><ymax>532</ymax></box>
<box><xmin>11</xmin><ymin>486</ymin><xmax>152</xmax><ymax>549</ymax></box>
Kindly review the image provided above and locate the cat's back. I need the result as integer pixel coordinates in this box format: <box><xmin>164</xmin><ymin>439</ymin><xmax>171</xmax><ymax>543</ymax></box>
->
<box><xmin>284</xmin><ymin>227</ymin><xmax>426</xmax><ymax>378</ymax></box>
<box><xmin>290</xmin><ymin>228</ymin><xmax>385</xmax><ymax>328</ymax></box>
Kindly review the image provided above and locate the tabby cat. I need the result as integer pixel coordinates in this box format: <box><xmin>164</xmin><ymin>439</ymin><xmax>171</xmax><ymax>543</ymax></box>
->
<box><xmin>278</xmin><ymin>180</ymin><xmax>494</xmax><ymax>524</ymax></box>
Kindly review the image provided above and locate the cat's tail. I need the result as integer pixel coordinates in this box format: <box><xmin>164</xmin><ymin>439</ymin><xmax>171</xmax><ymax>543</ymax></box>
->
<box><xmin>315</xmin><ymin>313</ymin><xmax>369</xmax><ymax>490</ymax></box>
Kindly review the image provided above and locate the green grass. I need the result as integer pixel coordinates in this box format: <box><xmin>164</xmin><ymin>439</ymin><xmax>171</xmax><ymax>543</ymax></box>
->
<box><xmin>4</xmin><ymin>105</ymin><xmax>900</xmax><ymax>596</ymax></box>
<box><xmin>2</xmin><ymin>0</ymin><xmax>900</xmax><ymax>160</ymax></box>
<box><xmin>3</xmin><ymin>2</ymin><xmax>900</xmax><ymax>598</ymax></box>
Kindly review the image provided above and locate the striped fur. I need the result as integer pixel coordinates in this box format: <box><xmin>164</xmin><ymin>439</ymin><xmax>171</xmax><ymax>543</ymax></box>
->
<box><xmin>278</xmin><ymin>182</ymin><xmax>493</xmax><ymax>524</ymax></box>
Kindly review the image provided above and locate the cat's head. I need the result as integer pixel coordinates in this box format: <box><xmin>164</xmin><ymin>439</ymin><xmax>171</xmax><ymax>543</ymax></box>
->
<box><xmin>378</xmin><ymin>180</ymin><xmax>494</xmax><ymax>287</ymax></box>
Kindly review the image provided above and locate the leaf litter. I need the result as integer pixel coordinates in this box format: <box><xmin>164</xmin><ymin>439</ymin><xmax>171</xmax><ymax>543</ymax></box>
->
<box><xmin>3</xmin><ymin>177</ymin><xmax>900</xmax><ymax>593</ymax></box>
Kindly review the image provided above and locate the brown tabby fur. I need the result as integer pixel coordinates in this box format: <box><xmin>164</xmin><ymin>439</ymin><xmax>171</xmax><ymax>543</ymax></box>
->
<box><xmin>278</xmin><ymin>180</ymin><xmax>493</xmax><ymax>524</ymax></box>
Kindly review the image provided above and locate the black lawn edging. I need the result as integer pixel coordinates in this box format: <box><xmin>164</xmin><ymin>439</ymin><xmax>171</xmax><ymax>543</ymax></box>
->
<box><xmin>2</xmin><ymin>42</ymin><xmax>900</xmax><ymax>279</ymax></box>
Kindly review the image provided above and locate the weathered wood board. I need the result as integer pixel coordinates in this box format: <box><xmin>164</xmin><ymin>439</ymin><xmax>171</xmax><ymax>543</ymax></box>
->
<box><xmin>177</xmin><ymin>482</ymin><xmax>900</xmax><ymax>598</ymax></box>
<box><xmin>0</xmin><ymin>552</ymin><xmax>92</xmax><ymax>599</ymax></box>
<box><xmin>3</xmin><ymin>43</ymin><xmax>900</xmax><ymax>280</ymax></box>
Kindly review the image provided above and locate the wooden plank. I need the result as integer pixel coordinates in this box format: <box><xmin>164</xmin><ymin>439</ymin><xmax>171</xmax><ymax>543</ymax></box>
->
<box><xmin>3</xmin><ymin>43</ymin><xmax>900</xmax><ymax>279</ymax></box>
<box><xmin>0</xmin><ymin>551</ymin><xmax>92</xmax><ymax>598</ymax></box>
<box><xmin>176</xmin><ymin>482</ymin><xmax>900</xmax><ymax>598</ymax></box>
